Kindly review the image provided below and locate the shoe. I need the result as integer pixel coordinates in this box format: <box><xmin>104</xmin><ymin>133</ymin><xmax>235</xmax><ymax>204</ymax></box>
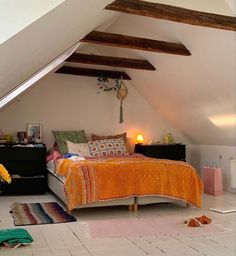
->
<box><xmin>184</xmin><ymin>218</ymin><xmax>202</xmax><ymax>227</ymax></box>
<box><xmin>196</xmin><ymin>215</ymin><xmax>212</xmax><ymax>224</ymax></box>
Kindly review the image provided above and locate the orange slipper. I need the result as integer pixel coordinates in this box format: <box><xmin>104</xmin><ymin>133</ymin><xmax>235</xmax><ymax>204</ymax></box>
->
<box><xmin>196</xmin><ymin>215</ymin><xmax>212</xmax><ymax>224</ymax></box>
<box><xmin>184</xmin><ymin>218</ymin><xmax>202</xmax><ymax>227</ymax></box>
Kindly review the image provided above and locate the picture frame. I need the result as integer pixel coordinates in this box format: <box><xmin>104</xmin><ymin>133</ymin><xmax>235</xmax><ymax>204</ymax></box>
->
<box><xmin>17</xmin><ymin>131</ymin><xmax>27</xmax><ymax>142</ymax></box>
<box><xmin>27</xmin><ymin>123</ymin><xmax>42</xmax><ymax>142</ymax></box>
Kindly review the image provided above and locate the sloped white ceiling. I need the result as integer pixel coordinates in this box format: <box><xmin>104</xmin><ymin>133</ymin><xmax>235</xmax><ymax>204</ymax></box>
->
<box><xmin>0</xmin><ymin>0</ymin><xmax>65</xmax><ymax>44</ymax></box>
<box><xmin>0</xmin><ymin>0</ymin><xmax>117</xmax><ymax>98</ymax></box>
<box><xmin>146</xmin><ymin>0</ymin><xmax>234</xmax><ymax>15</ymax></box>
<box><xmin>100</xmin><ymin>6</ymin><xmax>236</xmax><ymax>146</ymax></box>
<box><xmin>225</xmin><ymin>0</ymin><xmax>236</xmax><ymax>13</ymax></box>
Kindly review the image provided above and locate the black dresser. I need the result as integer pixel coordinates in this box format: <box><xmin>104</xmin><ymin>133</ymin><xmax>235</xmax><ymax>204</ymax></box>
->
<box><xmin>0</xmin><ymin>145</ymin><xmax>47</xmax><ymax>194</ymax></box>
<box><xmin>135</xmin><ymin>144</ymin><xmax>186</xmax><ymax>161</ymax></box>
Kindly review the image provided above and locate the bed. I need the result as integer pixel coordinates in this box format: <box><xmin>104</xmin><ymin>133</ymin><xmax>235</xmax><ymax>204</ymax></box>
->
<box><xmin>47</xmin><ymin>154</ymin><xmax>203</xmax><ymax>212</ymax></box>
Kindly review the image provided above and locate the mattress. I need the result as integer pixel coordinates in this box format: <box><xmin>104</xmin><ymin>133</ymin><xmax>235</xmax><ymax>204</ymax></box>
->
<box><xmin>47</xmin><ymin>160</ymin><xmax>65</xmax><ymax>183</ymax></box>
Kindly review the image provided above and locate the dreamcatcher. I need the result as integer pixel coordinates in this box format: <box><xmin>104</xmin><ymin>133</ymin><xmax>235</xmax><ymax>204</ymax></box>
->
<box><xmin>116</xmin><ymin>77</ymin><xmax>128</xmax><ymax>123</ymax></box>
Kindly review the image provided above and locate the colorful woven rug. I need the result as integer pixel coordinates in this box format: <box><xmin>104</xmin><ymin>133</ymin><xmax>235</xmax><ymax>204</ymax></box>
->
<box><xmin>87</xmin><ymin>216</ymin><xmax>227</xmax><ymax>238</ymax></box>
<box><xmin>10</xmin><ymin>202</ymin><xmax>76</xmax><ymax>226</ymax></box>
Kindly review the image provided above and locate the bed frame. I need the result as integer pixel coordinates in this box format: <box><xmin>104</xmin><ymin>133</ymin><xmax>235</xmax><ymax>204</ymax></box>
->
<box><xmin>48</xmin><ymin>172</ymin><xmax>190</xmax><ymax>213</ymax></box>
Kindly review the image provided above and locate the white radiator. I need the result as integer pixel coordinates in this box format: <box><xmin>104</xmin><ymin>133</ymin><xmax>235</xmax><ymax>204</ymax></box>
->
<box><xmin>230</xmin><ymin>159</ymin><xmax>236</xmax><ymax>189</ymax></box>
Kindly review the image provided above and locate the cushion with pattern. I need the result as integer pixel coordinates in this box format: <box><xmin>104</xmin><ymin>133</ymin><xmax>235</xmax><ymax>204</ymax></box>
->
<box><xmin>88</xmin><ymin>138</ymin><xmax>128</xmax><ymax>157</ymax></box>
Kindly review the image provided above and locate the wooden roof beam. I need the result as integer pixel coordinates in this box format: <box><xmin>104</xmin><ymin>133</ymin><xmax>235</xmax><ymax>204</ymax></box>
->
<box><xmin>105</xmin><ymin>0</ymin><xmax>236</xmax><ymax>31</ymax></box>
<box><xmin>81</xmin><ymin>31</ymin><xmax>191</xmax><ymax>56</ymax></box>
<box><xmin>66</xmin><ymin>53</ymin><xmax>156</xmax><ymax>70</ymax></box>
<box><xmin>56</xmin><ymin>66</ymin><xmax>131</xmax><ymax>80</ymax></box>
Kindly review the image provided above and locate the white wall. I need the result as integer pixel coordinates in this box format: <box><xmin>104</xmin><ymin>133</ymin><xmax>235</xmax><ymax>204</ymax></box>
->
<box><xmin>190</xmin><ymin>144</ymin><xmax>236</xmax><ymax>191</ymax></box>
<box><xmin>0</xmin><ymin>73</ymin><xmax>189</xmax><ymax>152</ymax></box>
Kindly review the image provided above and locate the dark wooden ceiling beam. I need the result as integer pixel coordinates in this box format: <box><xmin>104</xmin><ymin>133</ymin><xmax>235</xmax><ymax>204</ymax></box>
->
<box><xmin>105</xmin><ymin>0</ymin><xmax>236</xmax><ymax>31</ymax></box>
<box><xmin>56</xmin><ymin>66</ymin><xmax>131</xmax><ymax>80</ymax></box>
<box><xmin>66</xmin><ymin>53</ymin><xmax>156</xmax><ymax>70</ymax></box>
<box><xmin>81</xmin><ymin>31</ymin><xmax>191</xmax><ymax>56</ymax></box>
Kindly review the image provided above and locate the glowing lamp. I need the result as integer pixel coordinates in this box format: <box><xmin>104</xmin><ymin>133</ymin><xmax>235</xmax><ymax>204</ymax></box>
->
<box><xmin>136</xmin><ymin>134</ymin><xmax>144</xmax><ymax>144</ymax></box>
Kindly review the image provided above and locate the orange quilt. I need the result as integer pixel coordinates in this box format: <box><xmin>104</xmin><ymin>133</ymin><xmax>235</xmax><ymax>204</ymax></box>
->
<box><xmin>56</xmin><ymin>157</ymin><xmax>203</xmax><ymax>211</ymax></box>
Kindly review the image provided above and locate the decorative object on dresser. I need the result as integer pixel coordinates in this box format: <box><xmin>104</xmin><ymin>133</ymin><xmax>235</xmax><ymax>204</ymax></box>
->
<box><xmin>164</xmin><ymin>132</ymin><xmax>174</xmax><ymax>144</ymax></box>
<box><xmin>135</xmin><ymin>143</ymin><xmax>186</xmax><ymax>161</ymax></box>
<box><xmin>27</xmin><ymin>123</ymin><xmax>42</xmax><ymax>143</ymax></box>
<box><xmin>17</xmin><ymin>131</ymin><xmax>27</xmax><ymax>143</ymax></box>
<box><xmin>0</xmin><ymin>144</ymin><xmax>47</xmax><ymax>194</ymax></box>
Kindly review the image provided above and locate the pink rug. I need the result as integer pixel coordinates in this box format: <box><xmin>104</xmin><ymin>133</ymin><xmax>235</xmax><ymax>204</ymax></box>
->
<box><xmin>88</xmin><ymin>216</ymin><xmax>226</xmax><ymax>238</ymax></box>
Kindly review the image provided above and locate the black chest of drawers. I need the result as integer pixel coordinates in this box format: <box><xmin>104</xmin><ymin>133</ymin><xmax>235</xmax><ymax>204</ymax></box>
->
<box><xmin>135</xmin><ymin>144</ymin><xmax>186</xmax><ymax>161</ymax></box>
<box><xmin>0</xmin><ymin>145</ymin><xmax>47</xmax><ymax>194</ymax></box>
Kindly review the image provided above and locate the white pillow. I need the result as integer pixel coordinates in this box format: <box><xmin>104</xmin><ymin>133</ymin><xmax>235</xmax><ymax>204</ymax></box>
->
<box><xmin>66</xmin><ymin>140</ymin><xmax>91</xmax><ymax>157</ymax></box>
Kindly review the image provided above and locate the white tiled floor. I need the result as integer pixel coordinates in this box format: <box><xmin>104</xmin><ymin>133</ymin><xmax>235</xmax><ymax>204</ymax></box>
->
<box><xmin>0</xmin><ymin>192</ymin><xmax>235</xmax><ymax>256</ymax></box>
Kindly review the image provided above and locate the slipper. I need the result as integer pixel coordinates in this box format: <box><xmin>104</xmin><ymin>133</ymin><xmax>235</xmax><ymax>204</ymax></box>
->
<box><xmin>184</xmin><ymin>218</ymin><xmax>203</xmax><ymax>227</ymax></box>
<box><xmin>196</xmin><ymin>215</ymin><xmax>212</xmax><ymax>224</ymax></box>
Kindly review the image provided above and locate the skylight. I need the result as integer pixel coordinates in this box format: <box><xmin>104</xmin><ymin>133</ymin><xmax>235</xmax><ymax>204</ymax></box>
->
<box><xmin>0</xmin><ymin>43</ymin><xmax>79</xmax><ymax>109</ymax></box>
<box><xmin>209</xmin><ymin>114</ymin><xmax>236</xmax><ymax>127</ymax></box>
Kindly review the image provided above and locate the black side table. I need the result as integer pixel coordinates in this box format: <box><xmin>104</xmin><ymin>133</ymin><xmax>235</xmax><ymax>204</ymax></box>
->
<box><xmin>135</xmin><ymin>144</ymin><xmax>186</xmax><ymax>161</ymax></box>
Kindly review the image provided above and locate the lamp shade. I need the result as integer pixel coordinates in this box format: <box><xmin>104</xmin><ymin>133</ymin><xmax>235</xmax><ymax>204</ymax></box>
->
<box><xmin>136</xmin><ymin>133</ymin><xmax>144</xmax><ymax>144</ymax></box>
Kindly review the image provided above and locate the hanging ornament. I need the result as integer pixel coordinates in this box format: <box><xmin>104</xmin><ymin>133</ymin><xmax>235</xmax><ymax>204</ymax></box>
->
<box><xmin>116</xmin><ymin>77</ymin><xmax>128</xmax><ymax>123</ymax></box>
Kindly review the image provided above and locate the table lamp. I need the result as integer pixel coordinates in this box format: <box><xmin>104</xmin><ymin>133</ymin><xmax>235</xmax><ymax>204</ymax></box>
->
<box><xmin>136</xmin><ymin>133</ymin><xmax>144</xmax><ymax>144</ymax></box>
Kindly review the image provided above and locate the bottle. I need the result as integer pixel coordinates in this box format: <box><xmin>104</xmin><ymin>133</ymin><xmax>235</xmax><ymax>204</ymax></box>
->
<box><xmin>4</xmin><ymin>134</ymin><xmax>13</xmax><ymax>143</ymax></box>
<box><xmin>164</xmin><ymin>133</ymin><xmax>174</xmax><ymax>144</ymax></box>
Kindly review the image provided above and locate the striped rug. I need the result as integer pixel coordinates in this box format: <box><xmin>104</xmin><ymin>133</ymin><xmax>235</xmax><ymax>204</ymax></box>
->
<box><xmin>10</xmin><ymin>202</ymin><xmax>76</xmax><ymax>226</ymax></box>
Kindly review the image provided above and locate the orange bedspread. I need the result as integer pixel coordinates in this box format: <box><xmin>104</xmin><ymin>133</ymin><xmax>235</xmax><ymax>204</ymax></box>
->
<box><xmin>56</xmin><ymin>157</ymin><xmax>203</xmax><ymax>211</ymax></box>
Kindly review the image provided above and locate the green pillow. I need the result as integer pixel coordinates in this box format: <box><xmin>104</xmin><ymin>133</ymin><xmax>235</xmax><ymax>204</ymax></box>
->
<box><xmin>53</xmin><ymin>130</ymin><xmax>87</xmax><ymax>154</ymax></box>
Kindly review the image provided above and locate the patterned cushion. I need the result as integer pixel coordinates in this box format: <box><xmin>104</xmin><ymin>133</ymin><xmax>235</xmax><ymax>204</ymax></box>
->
<box><xmin>88</xmin><ymin>138</ymin><xmax>128</xmax><ymax>157</ymax></box>
<box><xmin>91</xmin><ymin>132</ymin><xmax>127</xmax><ymax>143</ymax></box>
<box><xmin>66</xmin><ymin>140</ymin><xmax>91</xmax><ymax>157</ymax></box>
<box><xmin>52</xmin><ymin>130</ymin><xmax>87</xmax><ymax>154</ymax></box>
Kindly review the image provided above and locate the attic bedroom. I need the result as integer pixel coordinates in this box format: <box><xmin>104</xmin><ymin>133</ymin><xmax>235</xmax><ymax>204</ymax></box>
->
<box><xmin>0</xmin><ymin>0</ymin><xmax>235</xmax><ymax>255</ymax></box>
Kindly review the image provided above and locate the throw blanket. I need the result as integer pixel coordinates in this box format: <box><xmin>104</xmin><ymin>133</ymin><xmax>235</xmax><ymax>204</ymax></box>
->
<box><xmin>0</xmin><ymin>228</ymin><xmax>33</xmax><ymax>246</ymax></box>
<box><xmin>56</xmin><ymin>156</ymin><xmax>203</xmax><ymax>211</ymax></box>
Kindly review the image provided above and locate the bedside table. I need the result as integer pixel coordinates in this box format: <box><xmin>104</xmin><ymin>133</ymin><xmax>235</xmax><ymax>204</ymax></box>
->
<box><xmin>0</xmin><ymin>145</ymin><xmax>47</xmax><ymax>194</ymax></box>
<box><xmin>135</xmin><ymin>144</ymin><xmax>186</xmax><ymax>161</ymax></box>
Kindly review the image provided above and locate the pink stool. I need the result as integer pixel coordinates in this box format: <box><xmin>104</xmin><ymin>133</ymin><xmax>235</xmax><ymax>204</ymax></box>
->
<box><xmin>203</xmin><ymin>166</ymin><xmax>223</xmax><ymax>196</ymax></box>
